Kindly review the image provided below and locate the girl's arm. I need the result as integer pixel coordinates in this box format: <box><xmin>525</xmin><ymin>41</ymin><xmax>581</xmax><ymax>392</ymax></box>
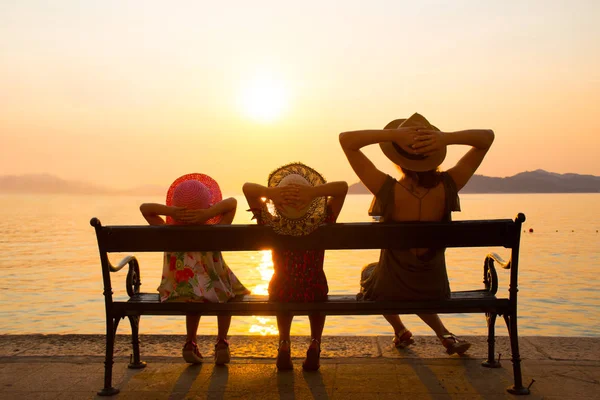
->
<box><xmin>175</xmin><ymin>197</ymin><xmax>238</xmax><ymax>225</ymax></box>
<box><xmin>242</xmin><ymin>182</ymin><xmax>291</xmax><ymax>211</ymax></box>
<box><xmin>139</xmin><ymin>203</ymin><xmax>183</xmax><ymax>226</ymax></box>
<box><xmin>413</xmin><ymin>129</ymin><xmax>495</xmax><ymax>190</ymax></box>
<box><xmin>339</xmin><ymin>128</ymin><xmax>417</xmax><ymax>195</ymax></box>
<box><xmin>216</xmin><ymin>198</ymin><xmax>237</xmax><ymax>225</ymax></box>
<box><xmin>285</xmin><ymin>181</ymin><xmax>349</xmax><ymax>218</ymax></box>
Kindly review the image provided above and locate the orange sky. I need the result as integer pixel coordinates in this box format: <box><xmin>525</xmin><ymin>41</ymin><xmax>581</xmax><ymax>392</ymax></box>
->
<box><xmin>1</xmin><ymin>1</ymin><xmax>599</xmax><ymax>194</ymax></box>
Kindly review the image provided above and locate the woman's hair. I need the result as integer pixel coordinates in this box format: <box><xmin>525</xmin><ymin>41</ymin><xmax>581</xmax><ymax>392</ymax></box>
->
<box><xmin>397</xmin><ymin>166</ymin><xmax>443</xmax><ymax>189</ymax></box>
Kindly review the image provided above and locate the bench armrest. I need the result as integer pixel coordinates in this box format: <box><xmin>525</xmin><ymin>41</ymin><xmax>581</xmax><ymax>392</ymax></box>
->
<box><xmin>109</xmin><ymin>255</ymin><xmax>142</xmax><ymax>297</ymax></box>
<box><xmin>482</xmin><ymin>252</ymin><xmax>511</xmax><ymax>294</ymax></box>
<box><xmin>486</xmin><ymin>252</ymin><xmax>511</xmax><ymax>270</ymax></box>
<box><xmin>109</xmin><ymin>255</ymin><xmax>137</xmax><ymax>272</ymax></box>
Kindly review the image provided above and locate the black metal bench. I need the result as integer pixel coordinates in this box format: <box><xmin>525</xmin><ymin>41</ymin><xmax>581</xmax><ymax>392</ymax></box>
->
<box><xmin>90</xmin><ymin>213</ymin><xmax>529</xmax><ymax>396</ymax></box>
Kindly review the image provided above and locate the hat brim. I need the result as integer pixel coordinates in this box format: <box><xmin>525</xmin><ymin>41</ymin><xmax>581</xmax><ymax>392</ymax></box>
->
<box><xmin>264</xmin><ymin>163</ymin><xmax>328</xmax><ymax>236</ymax></box>
<box><xmin>379</xmin><ymin>113</ymin><xmax>446</xmax><ymax>172</ymax></box>
<box><xmin>166</xmin><ymin>173</ymin><xmax>222</xmax><ymax>225</ymax></box>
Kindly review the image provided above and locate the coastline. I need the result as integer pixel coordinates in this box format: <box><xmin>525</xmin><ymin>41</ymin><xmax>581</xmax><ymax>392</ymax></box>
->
<box><xmin>2</xmin><ymin>334</ymin><xmax>599</xmax><ymax>361</ymax></box>
<box><xmin>1</xmin><ymin>335</ymin><xmax>598</xmax><ymax>398</ymax></box>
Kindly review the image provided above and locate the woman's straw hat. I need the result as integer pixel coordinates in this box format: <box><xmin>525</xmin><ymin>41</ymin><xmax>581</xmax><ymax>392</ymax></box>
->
<box><xmin>165</xmin><ymin>173</ymin><xmax>222</xmax><ymax>225</ymax></box>
<box><xmin>379</xmin><ymin>113</ymin><xmax>446</xmax><ymax>172</ymax></box>
<box><xmin>263</xmin><ymin>162</ymin><xmax>328</xmax><ymax>236</ymax></box>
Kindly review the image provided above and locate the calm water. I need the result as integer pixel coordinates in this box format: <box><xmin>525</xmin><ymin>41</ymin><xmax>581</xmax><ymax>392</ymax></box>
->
<box><xmin>0</xmin><ymin>193</ymin><xmax>598</xmax><ymax>337</ymax></box>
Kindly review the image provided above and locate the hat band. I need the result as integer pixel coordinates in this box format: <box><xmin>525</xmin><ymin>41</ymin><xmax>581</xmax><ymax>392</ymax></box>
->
<box><xmin>392</xmin><ymin>143</ymin><xmax>427</xmax><ymax>161</ymax></box>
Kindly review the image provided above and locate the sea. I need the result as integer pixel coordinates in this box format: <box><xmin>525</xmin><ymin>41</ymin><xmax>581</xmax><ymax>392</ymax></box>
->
<box><xmin>0</xmin><ymin>193</ymin><xmax>598</xmax><ymax>337</ymax></box>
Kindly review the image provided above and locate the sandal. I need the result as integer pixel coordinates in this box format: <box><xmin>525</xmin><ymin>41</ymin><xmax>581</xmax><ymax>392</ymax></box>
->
<box><xmin>182</xmin><ymin>340</ymin><xmax>203</xmax><ymax>364</ymax></box>
<box><xmin>302</xmin><ymin>339</ymin><xmax>321</xmax><ymax>371</ymax></box>
<box><xmin>441</xmin><ymin>333</ymin><xmax>471</xmax><ymax>355</ymax></box>
<box><xmin>214</xmin><ymin>338</ymin><xmax>231</xmax><ymax>365</ymax></box>
<box><xmin>276</xmin><ymin>340</ymin><xmax>293</xmax><ymax>370</ymax></box>
<box><xmin>393</xmin><ymin>329</ymin><xmax>415</xmax><ymax>349</ymax></box>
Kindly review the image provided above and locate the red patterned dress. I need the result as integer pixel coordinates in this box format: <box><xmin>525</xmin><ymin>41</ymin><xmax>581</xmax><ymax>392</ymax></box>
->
<box><xmin>250</xmin><ymin>205</ymin><xmax>337</xmax><ymax>302</ymax></box>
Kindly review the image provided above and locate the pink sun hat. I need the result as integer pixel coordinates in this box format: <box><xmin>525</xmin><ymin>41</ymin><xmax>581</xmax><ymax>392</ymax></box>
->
<box><xmin>165</xmin><ymin>173</ymin><xmax>223</xmax><ymax>225</ymax></box>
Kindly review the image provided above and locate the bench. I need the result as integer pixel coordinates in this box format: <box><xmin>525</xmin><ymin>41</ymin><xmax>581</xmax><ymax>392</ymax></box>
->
<box><xmin>90</xmin><ymin>213</ymin><xmax>529</xmax><ymax>396</ymax></box>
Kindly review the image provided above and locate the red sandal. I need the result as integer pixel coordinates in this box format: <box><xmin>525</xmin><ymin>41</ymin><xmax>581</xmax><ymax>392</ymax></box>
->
<box><xmin>276</xmin><ymin>340</ymin><xmax>293</xmax><ymax>370</ymax></box>
<box><xmin>441</xmin><ymin>333</ymin><xmax>471</xmax><ymax>355</ymax></box>
<box><xmin>302</xmin><ymin>339</ymin><xmax>321</xmax><ymax>371</ymax></box>
<box><xmin>182</xmin><ymin>340</ymin><xmax>203</xmax><ymax>364</ymax></box>
<box><xmin>393</xmin><ymin>329</ymin><xmax>415</xmax><ymax>348</ymax></box>
<box><xmin>214</xmin><ymin>338</ymin><xmax>231</xmax><ymax>365</ymax></box>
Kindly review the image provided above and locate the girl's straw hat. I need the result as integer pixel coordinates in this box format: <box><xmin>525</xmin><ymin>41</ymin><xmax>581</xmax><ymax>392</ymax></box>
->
<box><xmin>263</xmin><ymin>162</ymin><xmax>328</xmax><ymax>236</ymax></box>
<box><xmin>166</xmin><ymin>173</ymin><xmax>222</xmax><ymax>225</ymax></box>
<box><xmin>380</xmin><ymin>113</ymin><xmax>447</xmax><ymax>172</ymax></box>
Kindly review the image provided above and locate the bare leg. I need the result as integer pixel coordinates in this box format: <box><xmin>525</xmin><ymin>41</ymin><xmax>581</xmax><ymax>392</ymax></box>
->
<box><xmin>308</xmin><ymin>313</ymin><xmax>326</xmax><ymax>343</ymax></box>
<box><xmin>277</xmin><ymin>313</ymin><xmax>294</xmax><ymax>346</ymax></box>
<box><xmin>303</xmin><ymin>313</ymin><xmax>325</xmax><ymax>371</ymax></box>
<box><xmin>217</xmin><ymin>316</ymin><xmax>231</xmax><ymax>341</ymax></box>
<box><xmin>276</xmin><ymin>313</ymin><xmax>293</xmax><ymax>370</ymax></box>
<box><xmin>182</xmin><ymin>315</ymin><xmax>203</xmax><ymax>363</ymax></box>
<box><xmin>186</xmin><ymin>315</ymin><xmax>201</xmax><ymax>343</ymax></box>
<box><xmin>384</xmin><ymin>314</ymin><xmax>409</xmax><ymax>335</ymax></box>
<box><xmin>416</xmin><ymin>313</ymin><xmax>450</xmax><ymax>338</ymax></box>
<box><xmin>214</xmin><ymin>316</ymin><xmax>232</xmax><ymax>365</ymax></box>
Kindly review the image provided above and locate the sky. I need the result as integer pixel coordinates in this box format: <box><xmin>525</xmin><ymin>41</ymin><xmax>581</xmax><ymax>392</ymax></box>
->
<box><xmin>1</xmin><ymin>0</ymin><xmax>599</xmax><ymax>195</ymax></box>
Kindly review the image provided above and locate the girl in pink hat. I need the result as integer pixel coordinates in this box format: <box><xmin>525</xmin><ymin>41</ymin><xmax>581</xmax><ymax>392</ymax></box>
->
<box><xmin>140</xmin><ymin>173</ymin><xmax>250</xmax><ymax>365</ymax></box>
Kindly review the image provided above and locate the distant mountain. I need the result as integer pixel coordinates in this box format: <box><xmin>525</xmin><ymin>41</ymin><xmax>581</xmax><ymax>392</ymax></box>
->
<box><xmin>0</xmin><ymin>174</ymin><xmax>164</xmax><ymax>196</ymax></box>
<box><xmin>347</xmin><ymin>170</ymin><xmax>600</xmax><ymax>194</ymax></box>
<box><xmin>0</xmin><ymin>174</ymin><xmax>112</xmax><ymax>194</ymax></box>
<box><xmin>2</xmin><ymin>170</ymin><xmax>599</xmax><ymax>195</ymax></box>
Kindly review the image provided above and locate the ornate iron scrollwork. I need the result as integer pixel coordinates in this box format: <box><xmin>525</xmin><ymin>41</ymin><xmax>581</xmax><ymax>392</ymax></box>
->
<box><xmin>483</xmin><ymin>254</ymin><xmax>499</xmax><ymax>294</ymax></box>
<box><xmin>125</xmin><ymin>257</ymin><xmax>141</xmax><ymax>297</ymax></box>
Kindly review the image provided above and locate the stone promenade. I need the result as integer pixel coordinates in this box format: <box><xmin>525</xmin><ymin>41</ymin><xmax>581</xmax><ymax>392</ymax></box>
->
<box><xmin>0</xmin><ymin>335</ymin><xmax>598</xmax><ymax>399</ymax></box>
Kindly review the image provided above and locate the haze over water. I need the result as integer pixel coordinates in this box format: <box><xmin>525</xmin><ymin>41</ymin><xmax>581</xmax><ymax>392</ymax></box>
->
<box><xmin>1</xmin><ymin>193</ymin><xmax>598</xmax><ymax>337</ymax></box>
<box><xmin>1</xmin><ymin>1</ymin><xmax>599</xmax><ymax>339</ymax></box>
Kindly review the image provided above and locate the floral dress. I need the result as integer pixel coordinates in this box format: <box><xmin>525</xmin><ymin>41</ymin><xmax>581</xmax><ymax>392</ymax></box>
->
<box><xmin>158</xmin><ymin>251</ymin><xmax>250</xmax><ymax>303</ymax></box>
<box><xmin>250</xmin><ymin>205</ymin><xmax>337</xmax><ymax>302</ymax></box>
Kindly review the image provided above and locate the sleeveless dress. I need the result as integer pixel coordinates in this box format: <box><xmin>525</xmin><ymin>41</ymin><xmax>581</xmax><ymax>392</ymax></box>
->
<box><xmin>358</xmin><ymin>172</ymin><xmax>461</xmax><ymax>301</ymax></box>
<box><xmin>250</xmin><ymin>205</ymin><xmax>337</xmax><ymax>302</ymax></box>
<box><xmin>158</xmin><ymin>251</ymin><xmax>250</xmax><ymax>303</ymax></box>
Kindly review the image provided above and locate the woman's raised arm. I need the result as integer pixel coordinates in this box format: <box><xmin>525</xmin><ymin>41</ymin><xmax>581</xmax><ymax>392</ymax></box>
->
<box><xmin>339</xmin><ymin>128</ymin><xmax>415</xmax><ymax>194</ymax></box>
<box><xmin>414</xmin><ymin>128</ymin><xmax>494</xmax><ymax>190</ymax></box>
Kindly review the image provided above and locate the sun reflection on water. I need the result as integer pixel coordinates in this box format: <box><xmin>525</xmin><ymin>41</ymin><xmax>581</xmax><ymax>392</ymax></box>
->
<box><xmin>249</xmin><ymin>250</ymin><xmax>278</xmax><ymax>335</ymax></box>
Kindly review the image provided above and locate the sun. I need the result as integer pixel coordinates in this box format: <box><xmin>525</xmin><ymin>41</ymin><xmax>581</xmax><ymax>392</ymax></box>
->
<box><xmin>239</xmin><ymin>74</ymin><xmax>289</xmax><ymax>123</ymax></box>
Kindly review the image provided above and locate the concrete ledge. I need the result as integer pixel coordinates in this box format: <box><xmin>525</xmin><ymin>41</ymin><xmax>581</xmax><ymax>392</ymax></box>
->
<box><xmin>1</xmin><ymin>334</ymin><xmax>599</xmax><ymax>361</ymax></box>
<box><xmin>1</xmin><ymin>335</ymin><xmax>598</xmax><ymax>399</ymax></box>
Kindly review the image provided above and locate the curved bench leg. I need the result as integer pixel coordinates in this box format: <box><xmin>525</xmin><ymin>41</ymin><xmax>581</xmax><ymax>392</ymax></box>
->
<box><xmin>503</xmin><ymin>313</ymin><xmax>530</xmax><ymax>395</ymax></box>
<box><xmin>128</xmin><ymin>315</ymin><xmax>147</xmax><ymax>369</ymax></box>
<box><xmin>482</xmin><ymin>312</ymin><xmax>501</xmax><ymax>368</ymax></box>
<box><xmin>98</xmin><ymin>316</ymin><xmax>121</xmax><ymax>396</ymax></box>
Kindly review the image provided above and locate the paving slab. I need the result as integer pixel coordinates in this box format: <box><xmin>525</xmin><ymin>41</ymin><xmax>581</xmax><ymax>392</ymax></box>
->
<box><xmin>0</xmin><ymin>335</ymin><xmax>598</xmax><ymax>399</ymax></box>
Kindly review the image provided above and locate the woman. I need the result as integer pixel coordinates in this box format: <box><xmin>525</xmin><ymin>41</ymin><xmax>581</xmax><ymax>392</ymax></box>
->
<box><xmin>243</xmin><ymin>162</ymin><xmax>348</xmax><ymax>370</ymax></box>
<box><xmin>339</xmin><ymin>113</ymin><xmax>494</xmax><ymax>355</ymax></box>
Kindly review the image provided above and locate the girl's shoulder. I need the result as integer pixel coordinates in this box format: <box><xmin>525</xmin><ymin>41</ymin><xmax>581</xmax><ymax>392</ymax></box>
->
<box><xmin>247</xmin><ymin>206</ymin><xmax>267</xmax><ymax>225</ymax></box>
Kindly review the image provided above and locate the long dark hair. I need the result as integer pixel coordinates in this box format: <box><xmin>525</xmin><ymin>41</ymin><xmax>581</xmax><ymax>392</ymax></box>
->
<box><xmin>398</xmin><ymin>166</ymin><xmax>443</xmax><ymax>189</ymax></box>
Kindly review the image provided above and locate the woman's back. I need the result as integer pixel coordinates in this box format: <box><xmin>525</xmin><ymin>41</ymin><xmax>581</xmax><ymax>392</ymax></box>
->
<box><xmin>392</xmin><ymin>177</ymin><xmax>446</xmax><ymax>222</ymax></box>
<box><xmin>362</xmin><ymin>172</ymin><xmax>460</xmax><ymax>300</ymax></box>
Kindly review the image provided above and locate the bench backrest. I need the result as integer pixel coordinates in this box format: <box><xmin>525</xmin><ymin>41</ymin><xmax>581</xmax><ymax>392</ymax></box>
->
<box><xmin>90</xmin><ymin>214</ymin><xmax>525</xmax><ymax>253</ymax></box>
<box><xmin>91</xmin><ymin>214</ymin><xmax>525</xmax><ymax>306</ymax></box>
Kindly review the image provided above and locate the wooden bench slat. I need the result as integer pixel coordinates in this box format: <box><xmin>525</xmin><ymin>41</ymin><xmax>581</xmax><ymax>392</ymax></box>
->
<box><xmin>124</xmin><ymin>291</ymin><xmax>499</xmax><ymax>303</ymax></box>
<box><xmin>112</xmin><ymin>292</ymin><xmax>509</xmax><ymax>316</ymax></box>
<box><xmin>96</xmin><ymin>220</ymin><xmax>520</xmax><ymax>252</ymax></box>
